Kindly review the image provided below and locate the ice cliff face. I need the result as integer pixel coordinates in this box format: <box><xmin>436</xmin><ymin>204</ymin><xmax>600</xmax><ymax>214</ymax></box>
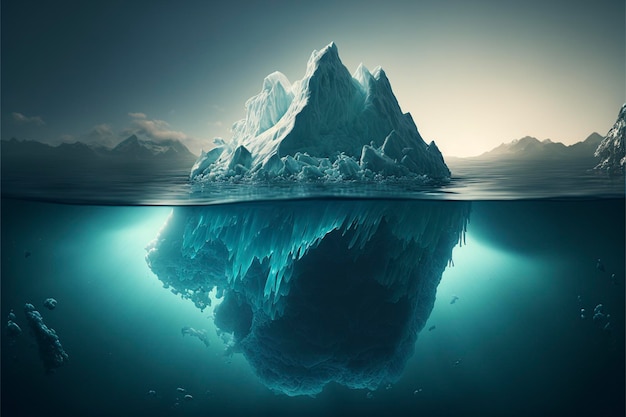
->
<box><xmin>191</xmin><ymin>42</ymin><xmax>450</xmax><ymax>182</ymax></box>
<box><xmin>594</xmin><ymin>104</ymin><xmax>625</xmax><ymax>173</ymax></box>
<box><xmin>146</xmin><ymin>200</ymin><xmax>469</xmax><ymax>396</ymax></box>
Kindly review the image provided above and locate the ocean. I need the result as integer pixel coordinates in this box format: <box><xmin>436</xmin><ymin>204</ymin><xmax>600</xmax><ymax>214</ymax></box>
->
<box><xmin>1</xmin><ymin>168</ymin><xmax>624</xmax><ymax>417</ymax></box>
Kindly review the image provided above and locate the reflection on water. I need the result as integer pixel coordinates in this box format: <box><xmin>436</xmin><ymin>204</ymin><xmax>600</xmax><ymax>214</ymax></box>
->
<box><xmin>146</xmin><ymin>200</ymin><xmax>469</xmax><ymax>395</ymax></box>
<box><xmin>2</xmin><ymin>162</ymin><xmax>623</xmax><ymax>205</ymax></box>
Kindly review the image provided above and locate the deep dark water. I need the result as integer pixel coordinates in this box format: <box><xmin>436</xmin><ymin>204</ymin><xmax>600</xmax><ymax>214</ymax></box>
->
<box><xmin>1</xmin><ymin>197</ymin><xmax>624</xmax><ymax>417</ymax></box>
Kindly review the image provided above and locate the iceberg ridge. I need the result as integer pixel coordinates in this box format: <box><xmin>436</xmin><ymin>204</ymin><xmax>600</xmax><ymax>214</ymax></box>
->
<box><xmin>191</xmin><ymin>42</ymin><xmax>450</xmax><ymax>183</ymax></box>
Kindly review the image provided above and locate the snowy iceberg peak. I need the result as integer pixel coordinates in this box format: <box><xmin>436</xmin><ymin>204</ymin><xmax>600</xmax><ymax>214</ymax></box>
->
<box><xmin>233</xmin><ymin>71</ymin><xmax>294</xmax><ymax>141</ymax></box>
<box><xmin>192</xmin><ymin>42</ymin><xmax>450</xmax><ymax>182</ymax></box>
<box><xmin>594</xmin><ymin>103</ymin><xmax>625</xmax><ymax>173</ymax></box>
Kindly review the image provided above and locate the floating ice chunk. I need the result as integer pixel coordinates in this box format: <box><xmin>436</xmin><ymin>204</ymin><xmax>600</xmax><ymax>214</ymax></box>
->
<box><xmin>413</xmin><ymin>388</ymin><xmax>423</xmax><ymax>395</ymax></box>
<box><xmin>181</xmin><ymin>326</ymin><xmax>210</xmax><ymax>348</ymax></box>
<box><xmin>580</xmin><ymin>308</ymin><xmax>586</xmax><ymax>319</ymax></box>
<box><xmin>450</xmin><ymin>295</ymin><xmax>459</xmax><ymax>304</ymax></box>
<box><xmin>184</xmin><ymin>394</ymin><xmax>194</xmax><ymax>401</ymax></box>
<box><xmin>603</xmin><ymin>322</ymin><xmax>611</xmax><ymax>331</ymax></box>
<box><xmin>8</xmin><ymin>310</ymin><xmax>16</xmax><ymax>321</ymax></box>
<box><xmin>23</xmin><ymin>303</ymin><xmax>68</xmax><ymax>373</ymax></box>
<box><xmin>147</xmin><ymin>390</ymin><xmax>156</xmax><ymax>397</ymax></box>
<box><xmin>428</xmin><ymin>325</ymin><xmax>436</xmax><ymax>331</ymax></box>
<box><xmin>43</xmin><ymin>298</ymin><xmax>57</xmax><ymax>310</ymax></box>
<box><xmin>176</xmin><ymin>387</ymin><xmax>186</xmax><ymax>393</ymax></box>
<box><xmin>366</xmin><ymin>392</ymin><xmax>374</xmax><ymax>399</ymax></box>
<box><xmin>190</xmin><ymin>145</ymin><xmax>225</xmax><ymax>179</ymax></box>
<box><xmin>453</xmin><ymin>359</ymin><xmax>462</xmax><ymax>366</ymax></box>
<box><xmin>7</xmin><ymin>320</ymin><xmax>22</xmax><ymax>336</ymax></box>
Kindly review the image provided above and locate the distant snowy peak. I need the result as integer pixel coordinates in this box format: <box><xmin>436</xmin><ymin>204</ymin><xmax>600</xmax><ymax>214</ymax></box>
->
<box><xmin>594</xmin><ymin>104</ymin><xmax>625</xmax><ymax>173</ymax></box>
<box><xmin>112</xmin><ymin>134</ymin><xmax>193</xmax><ymax>158</ymax></box>
<box><xmin>473</xmin><ymin>133</ymin><xmax>604</xmax><ymax>161</ymax></box>
<box><xmin>192</xmin><ymin>42</ymin><xmax>450</xmax><ymax>182</ymax></box>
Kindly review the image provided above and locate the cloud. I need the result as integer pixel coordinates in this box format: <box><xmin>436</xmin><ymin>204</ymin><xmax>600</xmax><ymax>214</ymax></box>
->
<box><xmin>128</xmin><ymin>117</ymin><xmax>189</xmax><ymax>142</ymax></box>
<box><xmin>12</xmin><ymin>112</ymin><xmax>45</xmax><ymax>126</ymax></box>
<box><xmin>124</xmin><ymin>113</ymin><xmax>205</xmax><ymax>155</ymax></box>
<box><xmin>83</xmin><ymin>123</ymin><xmax>122</xmax><ymax>148</ymax></box>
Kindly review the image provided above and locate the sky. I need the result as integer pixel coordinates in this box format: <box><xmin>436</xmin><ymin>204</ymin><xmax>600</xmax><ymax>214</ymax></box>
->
<box><xmin>1</xmin><ymin>0</ymin><xmax>624</xmax><ymax>157</ymax></box>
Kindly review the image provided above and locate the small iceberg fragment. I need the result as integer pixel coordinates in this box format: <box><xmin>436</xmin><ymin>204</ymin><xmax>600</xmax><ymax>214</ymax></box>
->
<box><xmin>184</xmin><ymin>394</ymin><xmax>194</xmax><ymax>401</ymax></box>
<box><xmin>176</xmin><ymin>387</ymin><xmax>186</xmax><ymax>393</ymax></box>
<box><xmin>24</xmin><ymin>303</ymin><xmax>68</xmax><ymax>373</ymax></box>
<box><xmin>181</xmin><ymin>326</ymin><xmax>210</xmax><ymax>348</ymax></box>
<box><xmin>450</xmin><ymin>295</ymin><xmax>459</xmax><ymax>305</ymax></box>
<box><xmin>147</xmin><ymin>390</ymin><xmax>157</xmax><ymax>397</ymax></box>
<box><xmin>428</xmin><ymin>325</ymin><xmax>436</xmax><ymax>331</ymax></box>
<box><xmin>580</xmin><ymin>308</ymin><xmax>586</xmax><ymax>320</ymax></box>
<box><xmin>6</xmin><ymin>320</ymin><xmax>22</xmax><ymax>337</ymax></box>
<box><xmin>43</xmin><ymin>298</ymin><xmax>57</xmax><ymax>310</ymax></box>
<box><xmin>5</xmin><ymin>309</ymin><xmax>21</xmax><ymax>339</ymax></box>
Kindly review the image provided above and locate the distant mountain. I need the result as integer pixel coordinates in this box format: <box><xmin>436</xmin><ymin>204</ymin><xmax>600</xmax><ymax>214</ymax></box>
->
<box><xmin>471</xmin><ymin>133</ymin><xmax>603</xmax><ymax>162</ymax></box>
<box><xmin>110</xmin><ymin>134</ymin><xmax>196</xmax><ymax>161</ymax></box>
<box><xmin>1</xmin><ymin>135</ymin><xmax>198</xmax><ymax>176</ymax></box>
<box><xmin>594</xmin><ymin>104</ymin><xmax>625</xmax><ymax>173</ymax></box>
<box><xmin>445</xmin><ymin>133</ymin><xmax>605</xmax><ymax>180</ymax></box>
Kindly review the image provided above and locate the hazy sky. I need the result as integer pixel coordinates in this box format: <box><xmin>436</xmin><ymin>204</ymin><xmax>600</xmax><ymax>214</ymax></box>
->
<box><xmin>2</xmin><ymin>0</ymin><xmax>624</xmax><ymax>157</ymax></box>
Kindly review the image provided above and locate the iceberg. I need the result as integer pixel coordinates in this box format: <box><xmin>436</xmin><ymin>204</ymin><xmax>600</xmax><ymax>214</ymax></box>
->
<box><xmin>191</xmin><ymin>42</ymin><xmax>450</xmax><ymax>183</ymax></box>
<box><xmin>24</xmin><ymin>303</ymin><xmax>68</xmax><ymax>373</ymax></box>
<box><xmin>146</xmin><ymin>200</ymin><xmax>469</xmax><ymax>396</ymax></box>
<box><xmin>594</xmin><ymin>103</ymin><xmax>625</xmax><ymax>173</ymax></box>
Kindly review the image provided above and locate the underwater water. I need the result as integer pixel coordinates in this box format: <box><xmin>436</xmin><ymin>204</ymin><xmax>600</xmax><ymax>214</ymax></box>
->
<box><xmin>1</xmin><ymin>173</ymin><xmax>625</xmax><ymax>417</ymax></box>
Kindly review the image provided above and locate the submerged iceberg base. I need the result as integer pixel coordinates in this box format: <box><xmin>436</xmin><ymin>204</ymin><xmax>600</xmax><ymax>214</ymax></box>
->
<box><xmin>146</xmin><ymin>200</ymin><xmax>469</xmax><ymax>396</ymax></box>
